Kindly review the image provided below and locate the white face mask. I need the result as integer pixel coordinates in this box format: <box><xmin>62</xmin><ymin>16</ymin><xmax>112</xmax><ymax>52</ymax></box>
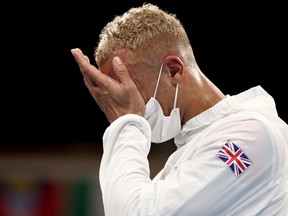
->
<box><xmin>143</xmin><ymin>63</ymin><xmax>181</xmax><ymax>143</ymax></box>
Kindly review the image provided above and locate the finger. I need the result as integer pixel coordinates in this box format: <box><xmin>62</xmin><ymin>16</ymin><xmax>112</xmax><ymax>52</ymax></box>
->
<box><xmin>84</xmin><ymin>55</ymin><xmax>90</xmax><ymax>63</ymax></box>
<box><xmin>112</xmin><ymin>56</ymin><xmax>133</xmax><ymax>86</ymax></box>
<box><xmin>83</xmin><ymin>75</ymin><xmax>97</xmax><ymax>88</ymax></box>
<box><xmin>84</xmin><ymin>76</ymin><xmax>106</xmax><ymax>95</ymax></box>
<box><xmin>71</xmin><ymin>48</ymin><xmax>89</xmax><ymax>66</ymax></box>
<box><xmin>71</xmin><ymin>48</ymin><xmax>107</xmax><ymax>88</ymax></box>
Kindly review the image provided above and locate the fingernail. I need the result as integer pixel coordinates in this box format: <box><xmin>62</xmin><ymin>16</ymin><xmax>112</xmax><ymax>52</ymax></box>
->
<box><xmin>113</xmin><ymin>56</ymin><xmax>122</xmax><ymax>65</ymax></box>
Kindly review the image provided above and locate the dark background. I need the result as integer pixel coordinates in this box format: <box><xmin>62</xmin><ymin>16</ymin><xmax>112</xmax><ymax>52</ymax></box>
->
<box><xmin>2</xmin><ymin>1</ymin><xmax>287</xmax><ymax>148</ymax></box>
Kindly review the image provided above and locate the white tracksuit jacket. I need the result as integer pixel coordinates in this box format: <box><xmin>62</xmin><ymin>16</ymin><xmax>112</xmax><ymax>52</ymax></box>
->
<box><xmin>99</xmin><ymin>85</ymin><xmax>288</xmax><ymax>216</ymax></box>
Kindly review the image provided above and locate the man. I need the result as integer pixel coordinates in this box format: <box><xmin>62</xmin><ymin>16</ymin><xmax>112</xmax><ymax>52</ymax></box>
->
<box><xmin>71</xmin><ymin>3</ymin><xmax>288</xmax><ymax>215</ymax></box>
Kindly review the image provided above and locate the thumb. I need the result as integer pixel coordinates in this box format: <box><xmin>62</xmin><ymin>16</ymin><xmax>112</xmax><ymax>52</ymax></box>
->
<box><xmin>112</xmin><ymin>56</ymin><xmax>132</xmax><ymax>85</ymax></box>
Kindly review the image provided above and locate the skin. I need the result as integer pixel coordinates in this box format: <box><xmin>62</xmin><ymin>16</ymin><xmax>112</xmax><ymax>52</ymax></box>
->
<box><xmin>71</xmin><ymin>48</ymin><xmax>225</xmax><ymax>124</ymax></box>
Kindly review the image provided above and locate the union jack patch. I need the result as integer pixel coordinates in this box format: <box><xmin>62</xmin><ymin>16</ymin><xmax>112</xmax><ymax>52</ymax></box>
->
<box><xmin>216</xmin><ymin>140</ymin><xmax>252</xmax><ymax>177</ymax></box>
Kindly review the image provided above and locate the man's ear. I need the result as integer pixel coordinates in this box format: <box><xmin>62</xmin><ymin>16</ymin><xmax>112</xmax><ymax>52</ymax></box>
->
<box><xmin>164</xmin><ymin>56</ymin><xmax>185</xmax><ymax>84</ymax></box>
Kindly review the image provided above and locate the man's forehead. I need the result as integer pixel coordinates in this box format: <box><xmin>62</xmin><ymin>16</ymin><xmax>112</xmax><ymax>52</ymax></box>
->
<box><xmin>99</xmin><ymin>57</ymin><xmax>119</xmax><ymax>81</ymax></box>
<box><xmin>99</xmin><ymin>54</ymin><xmax>134</xmax><ymax>83</ymax></box>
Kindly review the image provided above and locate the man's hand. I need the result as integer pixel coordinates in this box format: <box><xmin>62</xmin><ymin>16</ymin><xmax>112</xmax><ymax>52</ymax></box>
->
<box><xmin>71</xmin><ymin>48</ymin><xmax>145</xmax><ymax>123</ymax></box>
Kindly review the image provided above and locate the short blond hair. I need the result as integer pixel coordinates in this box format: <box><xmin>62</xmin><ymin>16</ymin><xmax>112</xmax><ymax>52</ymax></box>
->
<box><xmin>94</xmin><ymin>3</ymin><xmax>194</xmax><ymax>67</ymax></box>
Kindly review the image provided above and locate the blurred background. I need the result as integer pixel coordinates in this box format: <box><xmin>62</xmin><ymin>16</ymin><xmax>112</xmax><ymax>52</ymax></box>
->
<box><xmin>1</xmin><ymin>1</ymin><xmax>287</xmax><ymax>215</ymax></box>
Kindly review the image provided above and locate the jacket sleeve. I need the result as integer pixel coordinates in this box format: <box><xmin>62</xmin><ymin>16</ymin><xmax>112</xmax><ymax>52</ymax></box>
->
<box><xmin>99</xmin><ymin>114</ymin><xmax>152</xmax><ymax>216</ymax></box>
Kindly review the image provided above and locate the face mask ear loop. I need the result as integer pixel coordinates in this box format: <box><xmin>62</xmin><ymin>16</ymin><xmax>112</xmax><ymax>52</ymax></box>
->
<box><xmin>173</xmin><ymin>84</ymin><xmax>179</xmax><ymax>108</ymax></box>
<box><xmin>153</xmin><ymin>63</ymin><xmax>164</xmax><ymax>98</ymax></box>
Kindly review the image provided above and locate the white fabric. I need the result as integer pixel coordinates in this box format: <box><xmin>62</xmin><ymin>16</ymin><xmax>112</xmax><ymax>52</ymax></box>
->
<box><xmin>144</xmin><ymin>97</ymin><xmax>181</xmax><ymax>143</ymax></box>
<box><xmin>99</xmin><ymin>85</ymin><xmax>288</xmax><ymax>216</ymax></box>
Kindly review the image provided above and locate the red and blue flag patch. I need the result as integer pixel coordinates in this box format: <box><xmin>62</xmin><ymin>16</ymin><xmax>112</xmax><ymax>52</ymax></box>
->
<box><xmin>216</xmin><ymin>140</ymin><xmax>252</xmax><ymax>177</ymax></box>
